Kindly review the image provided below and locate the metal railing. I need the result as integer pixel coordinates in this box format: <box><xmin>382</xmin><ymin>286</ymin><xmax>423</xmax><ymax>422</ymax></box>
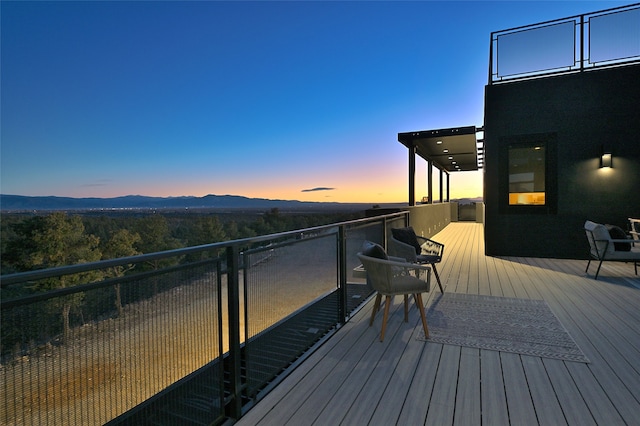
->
<box><xmin>1</xmin><ymin>211</ymin><xmax>408</xmax><ymax>425</ymax></box>
<box><xmin>489</xmin><ymin>3</ymin><xmax>640</xmax><ymax>83</ymax></box>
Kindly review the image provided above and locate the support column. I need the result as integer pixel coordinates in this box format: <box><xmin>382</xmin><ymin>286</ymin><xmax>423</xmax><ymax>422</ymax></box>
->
<box><xmin>446</xmin><ymin>173</ymin><xmax>450</xmax><ymax>202</ymax></box>
<box><xmin>409</xmin><ymin>145</ymin><xmax>416</xmax><ymax>206</ymax></box>
<box><xmin>427</xmin><ymin>160</ymin><xmax>433</xmax><ymax>205</ymax></box>
<box><xmin>439</xmin><ymin>168</ymin><xmax>444</xmax><ymax>203</ymax></box>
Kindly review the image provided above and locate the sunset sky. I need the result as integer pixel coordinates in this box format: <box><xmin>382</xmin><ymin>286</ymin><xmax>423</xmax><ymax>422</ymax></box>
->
<box><xmin>1</xmin><ymin>1</ymin><xmax>633</xmax><ymax>203</ymax></box>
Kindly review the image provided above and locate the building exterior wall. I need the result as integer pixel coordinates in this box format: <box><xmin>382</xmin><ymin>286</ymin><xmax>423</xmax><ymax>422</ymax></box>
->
<box><xmin>484</xmin><ymin>64</ymin><xmax>640</xmax><ymax>258</ymax></box>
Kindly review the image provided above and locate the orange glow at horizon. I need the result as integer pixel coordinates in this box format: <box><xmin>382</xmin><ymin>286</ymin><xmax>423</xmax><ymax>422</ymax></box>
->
<box><xmin>40</xmin><ymin>162</ymin><xmax>483</xmax><ymax>204</ymax></box>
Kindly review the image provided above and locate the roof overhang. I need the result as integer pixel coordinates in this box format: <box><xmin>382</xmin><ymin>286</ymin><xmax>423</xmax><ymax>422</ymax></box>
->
<box><xmin>398</xmin><ymin>125</ymin><xmax>483</xmax><ymax>172</ymax></box>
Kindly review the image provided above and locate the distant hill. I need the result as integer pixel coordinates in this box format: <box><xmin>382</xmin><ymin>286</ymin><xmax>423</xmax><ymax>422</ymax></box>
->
<box><xmin>0</xmin><ymin>194</ymin><xmax>353</xmax><ymax>212</ymax></box>
<box><xmin>453</xmin><ymin>197</ymin><xmax>484</xmax><ymax>205</ymax></box>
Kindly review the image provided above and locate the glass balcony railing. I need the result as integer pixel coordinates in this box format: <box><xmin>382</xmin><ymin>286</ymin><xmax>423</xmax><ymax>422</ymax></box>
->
<box><xmin>489</xmin><ymin>4</ymin><xmax>640</xmax><ymax>83</ymax></box>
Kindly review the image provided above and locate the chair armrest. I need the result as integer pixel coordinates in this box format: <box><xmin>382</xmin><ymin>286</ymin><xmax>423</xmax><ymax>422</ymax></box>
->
<box><xmin>416</xmin><ymin>236</ymin><xmax>442</xmax><ymax>246</ymax></box>
<box><xmin>388</xmin><ymin>255</ymin><xmax>406</xmax><ymax>262</ymax></box>
<box><xmin>416</xmin><ymin>236</ymin><xmax>445</xmax><ymax>257</ymax></box>
<box><xmin>365</xmin><ymin>257</ymin><xmax>432</xmax><ymax>275</ymax></box>
<box><xmin>381</xmin><ymin>258</ymin><xmax>432</xmax><ymax>271</ymax></box>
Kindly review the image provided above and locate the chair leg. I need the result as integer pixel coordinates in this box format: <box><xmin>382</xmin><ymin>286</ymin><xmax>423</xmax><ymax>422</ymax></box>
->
<box><xmin>379</xmin><ymin>296</ymin><xmax>392</xmax><ymax>342</ymax></box>
<box><xmin>595</xmin><ymin>259</ymin><xmax>604</xmax><ymax>280</ymax></box>
<box><xmin>431</xmin><ymin>264</ymin><xmax>444</xmax><ymax>293</ymax></box>
<box><xmin>404</xmin><ymin>295</ymin><xmax>409</xmax><ymax>322</ymax></box>
<box><xmin>415</xmin><ymin>293</ymin><xmax>429</xmax><ymax>338</ymax></box>
<box><xmin>585</xmin><ymin>259</ymin><xmax>591</xmax><ymax>273</ymax></box>
<box><xmin>370</xmin><ymin>293</ymin><xmax>382</xmax><ymax>326</ymax></box>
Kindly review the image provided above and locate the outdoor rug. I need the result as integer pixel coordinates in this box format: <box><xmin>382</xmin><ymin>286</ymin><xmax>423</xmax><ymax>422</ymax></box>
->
<box><xmin>417</xmin><ymin>293</ymin><xmax>589</xmax><ymax>363</ymax></box>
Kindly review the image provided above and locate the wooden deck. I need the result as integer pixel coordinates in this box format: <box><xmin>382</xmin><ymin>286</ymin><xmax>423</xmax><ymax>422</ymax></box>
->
<box><xmin>236</xmin><ymin>222</ymin><xmax>640</xmax><ymax>426</ymax></box>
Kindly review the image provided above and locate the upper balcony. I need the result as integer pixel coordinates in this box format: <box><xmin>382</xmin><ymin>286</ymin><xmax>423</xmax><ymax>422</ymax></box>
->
<box><xmin>489</xmin><ymin>3</ymin><xmax>640</xmax><ymax>84</ymax></box>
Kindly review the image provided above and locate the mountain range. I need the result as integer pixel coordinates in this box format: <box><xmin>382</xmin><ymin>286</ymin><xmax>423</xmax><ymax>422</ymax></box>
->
<box><xmin>0</xmin><ymin>194</ymin><xmax>482</xmax><ymax>212</ymax></box>
<box><xmin>0</xmin><ymin>194</ymin><xmax>350</xmax><ymax>212</ymax></box>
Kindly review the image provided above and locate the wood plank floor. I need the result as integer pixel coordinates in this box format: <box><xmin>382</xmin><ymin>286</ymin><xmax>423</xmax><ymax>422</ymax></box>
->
<box><xmin>236</xmin><ymin>223</ymin><xmax>640</xmax><ymax>426</ymax></box>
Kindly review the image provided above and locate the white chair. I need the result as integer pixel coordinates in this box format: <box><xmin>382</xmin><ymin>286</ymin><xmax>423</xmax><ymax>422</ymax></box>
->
<box><xmin>584</xmin><ymin>220</ymin><xmax>640</xmax><ymax>279</ymax></box>
<box><xmin>628</xmin><ymin>218</ymin><xmax>640</xmax><ymax>242</ymax></box>
<box><xmin>358</xmin><ymin>241</ymin><xmax>431</xmax><ymax>342</ymax></box>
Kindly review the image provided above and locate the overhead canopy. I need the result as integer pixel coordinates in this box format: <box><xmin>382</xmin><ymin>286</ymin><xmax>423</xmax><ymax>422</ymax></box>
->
<box><xmin>398</xmin><ymin>126</ymin><xmax>483</xmax><ymax>172</ymax></box>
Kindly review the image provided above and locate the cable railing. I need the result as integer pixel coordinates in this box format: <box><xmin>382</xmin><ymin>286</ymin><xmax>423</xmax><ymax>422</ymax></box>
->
<box><xmin>1</xmin><ymin>211</ymin><xmax>409</xmax><ymax>425</ymax></box>
<box><xmin>489</xmin><ymin>3</ymin><xmax>640</xmax><ymax>84</ymax></box>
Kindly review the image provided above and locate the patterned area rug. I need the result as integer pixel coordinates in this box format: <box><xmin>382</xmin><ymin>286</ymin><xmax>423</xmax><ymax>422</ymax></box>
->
<box><xmin>417</xmin><ymin>293</ymin><xmax>589</xmax><ymax>363</ymax></box>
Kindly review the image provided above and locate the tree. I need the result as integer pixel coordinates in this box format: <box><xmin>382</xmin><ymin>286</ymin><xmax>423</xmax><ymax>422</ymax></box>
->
<box><xmin>4</xmin><ymin>212</ymin><xmax>102</xmax><ymax>342</ymax></box>
<box><xmin>176</xmin><ymin>215</ymin><xmax>227</xmax><ymax>261</ymax></box>
<box><xmin>102</xmin><ymin>229</ymin><xmax>141</xmax><ymax>316</ymax></box>
<box><xmin>133</xmin><ymin>214</ymin><xmax>181</xmax><ymax>254</ymax></box>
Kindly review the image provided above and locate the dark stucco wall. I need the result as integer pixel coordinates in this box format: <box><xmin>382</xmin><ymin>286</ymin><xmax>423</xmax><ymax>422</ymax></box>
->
<box><xmin>484</xmin><ymin>64</ymin><xmax>640</xmax><ymax>258</ymax></box>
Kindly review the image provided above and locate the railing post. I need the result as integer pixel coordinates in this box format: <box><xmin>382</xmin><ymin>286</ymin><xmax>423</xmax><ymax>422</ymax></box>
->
<box><xmin>580</xmin><ymin>14</ymin><xmax>584</xmax><ymax>72</ymax></box>
<box><xmin>338</xmin><ymin>225</ymin><xmax>348</xmax><ymax>323</ymax></box>
<box><xmin>226</xmin><ymin>245</ymin><xmax>243</xmax><ymax>419</ymax></box>
<box><xmin>488</xmin><ymin>33</ymin><xmax>494</xmax><ymax>84</ymax></box>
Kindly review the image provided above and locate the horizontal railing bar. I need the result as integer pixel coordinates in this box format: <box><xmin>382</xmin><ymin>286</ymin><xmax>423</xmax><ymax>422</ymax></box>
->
<box><xmin>490</xmin><ymin>3</ymin><xmax>637</xmax><ymax>37</ymax></box>
<box><xmin>1</xmin><ymin>256</ymin><xmax>223</xmax><ymax>309</ymax></box>
<box><xmin>1</xmin><ymin>211</ymin><xmax>407</xmax><ymax>287</ymax></box>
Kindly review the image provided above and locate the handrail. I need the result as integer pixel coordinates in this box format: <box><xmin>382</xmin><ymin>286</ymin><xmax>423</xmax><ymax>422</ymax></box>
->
<box><xmin>1</xmin><ymin>212</ymin><xmax>407</xmax><ymax>288</ymax></box>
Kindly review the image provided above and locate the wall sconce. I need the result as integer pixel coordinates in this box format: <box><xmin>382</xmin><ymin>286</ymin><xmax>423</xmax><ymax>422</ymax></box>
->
<box><xmin>600</xmin><ymin>145</ymin><xmax>612</xmax><ymax>168</ymax></box>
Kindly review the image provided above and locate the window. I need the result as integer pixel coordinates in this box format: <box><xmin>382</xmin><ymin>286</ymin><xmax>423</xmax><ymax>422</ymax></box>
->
<box><xmin>508</xmin><ymin>144</ymin><xmax>546</xmax><ymax>205</ymax></box>
<box><xmin>499</xmin><ymin>132</ymin><xmax>556</xmax><ymax>214</ymax></box>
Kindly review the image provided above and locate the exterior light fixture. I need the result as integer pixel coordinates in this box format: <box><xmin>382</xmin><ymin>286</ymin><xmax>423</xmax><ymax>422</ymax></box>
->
<box><xmin>600</xmin><ymin>145</ymin><xmax>612</xmax><ymax>168</ymax></box>
<box><xmin>436</xmin><ymin>140</ymin><xmax>443</xmax><ymax>144</ymax></box>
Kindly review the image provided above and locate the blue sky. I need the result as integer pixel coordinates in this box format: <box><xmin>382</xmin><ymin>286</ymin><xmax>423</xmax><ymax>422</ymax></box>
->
<box><xmin>1</xmin><ymin>1</ymin><xmax>634</xmax><ymax>203</ymax></box>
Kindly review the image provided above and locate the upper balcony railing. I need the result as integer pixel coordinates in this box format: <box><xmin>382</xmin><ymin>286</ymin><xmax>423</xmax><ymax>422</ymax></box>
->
<box><xmin>489</xmin><ymin>3</ymin><xmax>640</xmax><ymax>84</ymax></box>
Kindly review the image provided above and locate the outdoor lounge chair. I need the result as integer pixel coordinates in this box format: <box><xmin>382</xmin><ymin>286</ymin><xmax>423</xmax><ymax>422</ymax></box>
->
<box><xmin>358</xmin><ymin>241</ymin><xmax>431</xmax><ymax>342</ymax></box>
<box><xmin>629</xmin><ymin>218</ymin><xmax>640</xmax><ymax>242</ymax></box>
<box><xmin>388</xmin><ymin>227</ymin><xmax>445</xmax><ymax>292</ymax></box>
<box><xmin>584</xmin><ymin>220</ymin><xmax>640</xmax><ymax>279</ymax></box>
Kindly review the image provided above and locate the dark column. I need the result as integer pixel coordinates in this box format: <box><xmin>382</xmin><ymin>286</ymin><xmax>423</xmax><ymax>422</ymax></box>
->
<box><xmin>439</xmin><ymin>168</ymin><xmax>444</xmax><ymax>202</ymax></box>
<box><xmin>409</xmin><ymin>145</ymin><xmax>416</xmax><ymax>206</ymax></box>
<box><xmin>427</xmin><ymin>160</ymin><xmax>433</xmax><ymax>204</ymax></box>
<box><xmin>446</xmin><ymin>173</ymin><xmax>450</xmax><ymax>202</ymax></box>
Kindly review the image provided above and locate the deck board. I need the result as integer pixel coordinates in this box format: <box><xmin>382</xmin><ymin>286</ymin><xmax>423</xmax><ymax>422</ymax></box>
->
<box><xmin>237</xmin><ymin>222</ymin><xmax>640</xmax><ymax>426</ymax></box>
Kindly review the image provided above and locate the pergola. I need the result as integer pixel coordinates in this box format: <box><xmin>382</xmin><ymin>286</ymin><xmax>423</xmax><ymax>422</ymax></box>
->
<box><xmin>398</xmin><ymin>125</ymin><xmax>483</xmax><ymax>205</ymax></box>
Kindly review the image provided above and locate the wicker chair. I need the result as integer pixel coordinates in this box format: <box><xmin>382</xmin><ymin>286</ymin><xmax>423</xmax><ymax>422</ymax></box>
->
<box><xmin>358</xmin><ymin>241</ymin><xmax>431</xmax><ymax>342</ymax></box>
<box><xmin>388</xmin><ymin>227</ymin><xmax>444</xmax><ymax>292</ymax></box>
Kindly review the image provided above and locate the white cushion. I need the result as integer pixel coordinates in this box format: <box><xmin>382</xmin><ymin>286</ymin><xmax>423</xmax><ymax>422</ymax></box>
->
<box><xmin>585</xmin><ymin>220</ymin><xmax>613</xmax><ymax>256</ymax></box>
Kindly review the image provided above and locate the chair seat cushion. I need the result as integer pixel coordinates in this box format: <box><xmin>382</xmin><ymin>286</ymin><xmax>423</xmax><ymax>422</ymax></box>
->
<box><xmin>603</xmin><ymin>245</ymin><xmax>640</xmax><ymax>260</ymax></box>
<box><xmin>361</xmin><ymin>241</ymin><xmax>388</xmax><ymax>260</ymax></box>
<box><xmin>392</xmin><ymin>227</ymin><xmax>421</xmax><ymax>255</ymax></box>
<box><xmin>606</xmin><ymin>224</ymin><xmax>631</xmax><ymax>251</ymax></box>
<box><xmin>388</xmin><ymin>274</ymin><xmax>430</xmax><ymax>294</ymax></box>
